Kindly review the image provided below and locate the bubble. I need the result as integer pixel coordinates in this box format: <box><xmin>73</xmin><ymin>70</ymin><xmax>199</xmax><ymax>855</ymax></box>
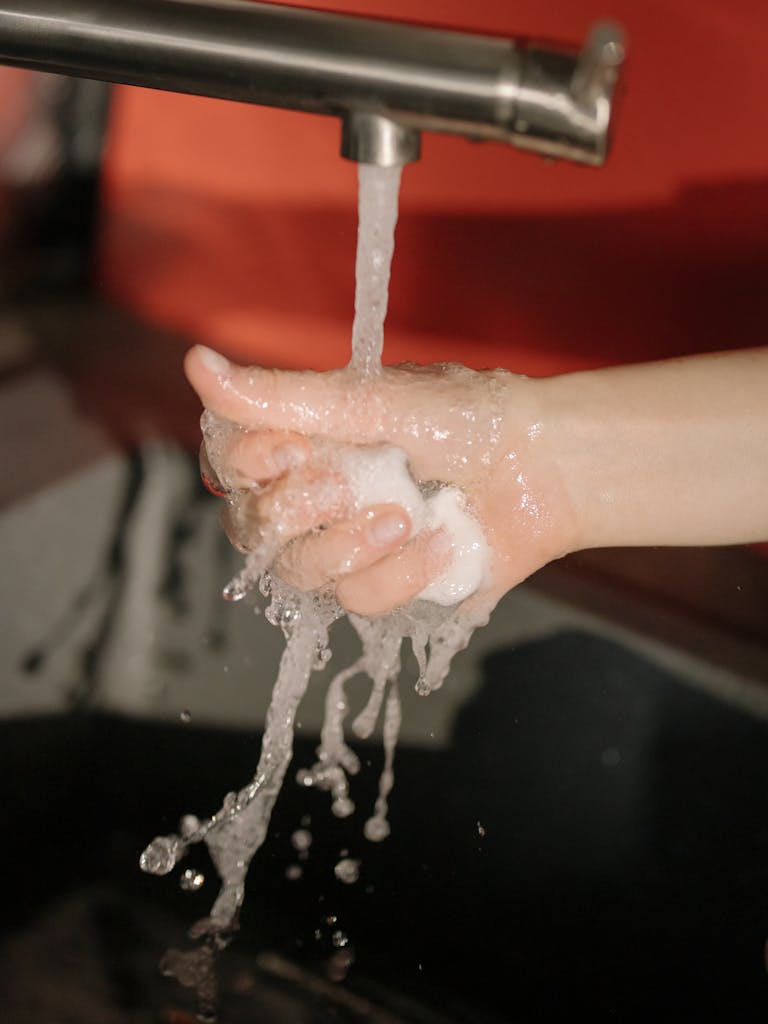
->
<box><xmin>285</xmin><ymin>864</ymin><xmax>303</xmax><ymax>881</ymax></box>
<box><xmin>179</xmin><ymin>709</ymin><xmax>192</xmax><ymax>724</ymax></box>
<box><xmin>331</xmin><ymin>929</ymin><xmax>349</xmax><ymax>948</ymax></box>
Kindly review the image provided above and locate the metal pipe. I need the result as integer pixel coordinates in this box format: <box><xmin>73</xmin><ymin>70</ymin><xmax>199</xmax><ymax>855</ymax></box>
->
<box><xmin>0</xmin><ymin>0</ymin><xmax>624</xmax><ymax>167</ymax></box>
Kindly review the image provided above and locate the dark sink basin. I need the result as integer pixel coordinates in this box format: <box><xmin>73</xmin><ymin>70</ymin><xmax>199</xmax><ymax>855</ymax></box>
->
<box><xmin>3</xmin><ymin>630</ymin><xmax>768</xmax><ymax>1022</ymax></box>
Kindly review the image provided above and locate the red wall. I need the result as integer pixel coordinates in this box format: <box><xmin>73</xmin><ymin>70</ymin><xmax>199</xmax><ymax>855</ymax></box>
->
<box><xmin>98</xmin><ymin>0</ymin><xmax>768</xmax><ymax>375</ymax></box>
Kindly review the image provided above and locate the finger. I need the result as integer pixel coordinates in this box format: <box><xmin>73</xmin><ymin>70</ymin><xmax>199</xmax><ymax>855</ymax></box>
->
<box><xmin>221</xmin><ymin>464</ymin><xmax>352</xmax><ymax>552</ymax></box>
<box><xmin>199</xmin><ymin>442</ymin><xmax>229</xmax><ymax>497</ymax></box>
<box><xmin>224</xmin><ymin>429</ymin><xmax>311</xmax><ymax>486</ymax></box>
<box><xmin>335</xmin><ymin>530</ymin><xmax>451</xmax><ymax>617</ymax></box>
<box><xmin>184</xmin><ymin>345</ymin><xmax>387</xmax><ymax>440</ymax></box>
<box><xmin>274</xmin><ymin>504</ymin><xmax>411</xmax><ymax>591</ymax></box>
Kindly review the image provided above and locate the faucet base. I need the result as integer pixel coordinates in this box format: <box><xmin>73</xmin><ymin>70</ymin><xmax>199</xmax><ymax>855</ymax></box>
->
<box><xmin>341</xmin><ymin>112</ymin><xmax>421</xmax><ymax>168</ymax></box>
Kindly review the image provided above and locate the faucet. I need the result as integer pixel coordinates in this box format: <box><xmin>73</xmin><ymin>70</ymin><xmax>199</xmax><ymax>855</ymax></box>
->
<box><xmin>0</xmin><ymin>0</ymin><xmax>624</xmax><ymax>167</ymax></box>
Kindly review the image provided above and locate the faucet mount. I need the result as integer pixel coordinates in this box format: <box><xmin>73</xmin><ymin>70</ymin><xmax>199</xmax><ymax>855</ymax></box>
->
<box><xmin>0</xmin><ymin>0</ymin><xmax>624</xmax><ymax>167</ymax></box>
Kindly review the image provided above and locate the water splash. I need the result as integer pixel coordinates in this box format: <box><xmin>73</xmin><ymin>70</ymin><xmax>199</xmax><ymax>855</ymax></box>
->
<box><xmin>141</xmin><ymin>576</ymin><xmax>337</xmax><ymax>934</ymax></box>
<box><xmin>141</xmin><ymin>164</ymin><xmax>492</xmax><ymax>1012</ymax></box>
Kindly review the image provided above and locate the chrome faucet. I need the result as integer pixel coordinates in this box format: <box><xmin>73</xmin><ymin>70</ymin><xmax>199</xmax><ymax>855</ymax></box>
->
<box><xmin>0</xmin><ymin>0</ymin><xmax>624</xmax><ymax>167</ymax></box>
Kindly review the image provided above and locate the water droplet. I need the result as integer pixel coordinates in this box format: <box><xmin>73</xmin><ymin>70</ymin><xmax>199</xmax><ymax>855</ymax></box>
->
<box><xmin>314</xmin><ymin>640</ymin><xmax>332</xmax><ymax>670</ymax></box>
<box><xmin>291</xmin><ymin>829</ymin><xmax>312</xmax><ymax>852</ymax></box>
<box><xmin>415</xmin><ymin>677</ymin><xmax>431</xmax><ymax>697</ymax></box>
<box><xmin>300</xmin><ymin>815</ymin><xmax>312</xmax><ymax>827</ymax></box>
<box><xmin>363</xmin><ymin>816</ymin><xmax>390</xmax><ymax>843</ymax></box>
<box><xmin>179</xmin><ymin>709</ymin><xmax>192</xmax><ymax>724</ymax></box>
<box><xmin>280</xmin><ymin>603</ymin><xmax>299</xmax><ymax>629</ymax></box>
<box><xmin>258</xmin><ymin>571</ymin><xmax>272</xmax><ymax>597</ymax></box>
<box><xmin>222</xmin><ymin>575</ymin><xmax>251</xmax><ymax>602</ymax></box>
<box><xmin>331</xmin><ymin>929</ymin><xmax>349</xmax><ymax>948</ymax></box>
<box><xmin>139</xmin><ymin>835</ymin><xmax>179</xmax><ymax>876</ymax></box>
<box><xmin>334</xmin><ymin>858</ymin><xmax>360</xmax><ymax>885</ymax></box>
<box><xmin>285</xmin><ymin>864</ymin><xmax>303</xmax><ymax>881</ymax></box>
<box><xmin>331</xmin><ymin>797</ymin><xmax>355</xmax><ymax>819</ymax></box>
<box><xmin>265</xmin><ymin>600</ymin><xmax>283</xmax><ymax>626</ymax></box>
<box><xmin>179</xmin><ymin>868</ymin><xmax>205</xmax><ymax>891</ymax></box>
<box><xmin>179</xmin><ymin>814</ymin><xmax>200</xmax><ymax>837</ymax></box>
<box><xmin>326</xmin><ymin>947</ymin><xmax>354</xmax><ymax>982</ymax></box>
<box><xmin>477</xmin><ymin>821</ymin><xmax>486</xmax><ymax>837</ymax></box>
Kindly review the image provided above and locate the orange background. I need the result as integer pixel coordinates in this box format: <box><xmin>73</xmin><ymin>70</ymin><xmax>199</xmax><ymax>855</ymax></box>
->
<box><xmin>98</xmin><ymin>0</ymin><xmax>768</xmax><ymax>376</ymax></box>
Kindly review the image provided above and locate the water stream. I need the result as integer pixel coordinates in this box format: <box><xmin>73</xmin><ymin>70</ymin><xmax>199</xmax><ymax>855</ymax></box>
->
<box><xmin>140</xmin><ymin>163</ymin><xmax>491</xmax><ymax>1008</ymax></box>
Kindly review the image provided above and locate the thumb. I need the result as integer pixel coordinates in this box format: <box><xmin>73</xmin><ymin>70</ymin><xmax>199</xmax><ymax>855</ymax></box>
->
<box><xmin>184</xmin><ymin>345</ymin><xmax>386</xmax><ymax>441</ymax></box>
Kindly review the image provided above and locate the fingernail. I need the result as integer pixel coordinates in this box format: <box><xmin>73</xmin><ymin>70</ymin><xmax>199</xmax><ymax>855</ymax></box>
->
<box><xmin>368</xmin><ymin>511</ymin><xmax>409</xmax><ymax>546</ymax></box>
<box><xmin>195</xmin><ymin>345</ymin><xmax>230</xmax><ymax>376</ymax></box>
<box><xmin>271</xmin><ymin>444</ymin><xmax>306</xmax><ymax>473</ymax></box>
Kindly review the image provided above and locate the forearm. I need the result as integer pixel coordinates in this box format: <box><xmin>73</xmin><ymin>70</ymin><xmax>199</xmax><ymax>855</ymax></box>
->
<box><xmin>539</xmin><ymin>348</ymin><xmax>768</xmax><ymax>550</ymax></box>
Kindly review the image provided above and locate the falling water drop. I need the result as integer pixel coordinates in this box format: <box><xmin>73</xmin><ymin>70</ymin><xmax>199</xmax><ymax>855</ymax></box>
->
<box><xmin>363</xmin><ymin>817</ymin><xmax>391</xmax><ymax>843</ymax></box>
<box><xmin>334</xmin><ymin>858</ymin><xmax>361</xmax><ymax>885</ymax></box>
<box><xmin>139</xmin><ymin>835</ymin><xmax>179</xmax><ymax>876</ymax></box>
<box><xmin>180</xmin><ymin>868</ymin><xmax>205</xmax><ymax>891</ymax></box>
<box><xmin>291</xmin><ymin>829</ymin><xmax>312</xmax><ymax>852</ymax></box>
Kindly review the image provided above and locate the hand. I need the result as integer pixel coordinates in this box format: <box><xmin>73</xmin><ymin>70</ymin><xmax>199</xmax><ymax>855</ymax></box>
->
<box><xmin>185</xmin><ymin>346</ymin><xmax>581</xmax><ymax>618</ymax></box>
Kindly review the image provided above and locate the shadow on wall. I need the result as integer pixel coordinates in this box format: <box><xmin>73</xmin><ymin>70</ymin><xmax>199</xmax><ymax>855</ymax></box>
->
<box><xmin>100</xmin><ymin>177</ymin><xmax>768</xmax><ymax>372</ymax></box>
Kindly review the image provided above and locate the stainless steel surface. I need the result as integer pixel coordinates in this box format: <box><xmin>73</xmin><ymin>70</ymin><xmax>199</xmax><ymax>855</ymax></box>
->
<box><xmin>341</xmin><ymin>111</ymin><xmax>421</xmax><ymax>167</ymax></box>
<box><xmin>0</xmin><ymin>0</ymin><xmax>624</xmax><ymax>167</ymax></box>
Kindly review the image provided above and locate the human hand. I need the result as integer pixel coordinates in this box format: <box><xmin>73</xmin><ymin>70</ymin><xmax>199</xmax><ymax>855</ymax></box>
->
<box><xmin>184</xmin><ymin>346</ymin><xmax>581</xmax><ymax>618</ymax></box>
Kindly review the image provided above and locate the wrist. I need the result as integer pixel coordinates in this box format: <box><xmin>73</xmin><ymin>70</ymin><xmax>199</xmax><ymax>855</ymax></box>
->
<box><xmin>533</xmin><ymin>369</ymin><xmax>610</xmax><ymax>554</ymax></box>
<box><xmin>489</xmin><ymin>371</ymin><xmax>589</xmax><ymax>570</ymax></box>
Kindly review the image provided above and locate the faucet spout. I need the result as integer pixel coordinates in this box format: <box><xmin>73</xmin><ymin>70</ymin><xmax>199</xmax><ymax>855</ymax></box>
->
<box><xmin>0</xmin><ymin>0</ymin><xmax>625</xmax><ymax>167</ymax></box>
<box><xmin>341</xmin><ymin>112</ymin><xmax>421</xmax><ymax>168</ymax></box>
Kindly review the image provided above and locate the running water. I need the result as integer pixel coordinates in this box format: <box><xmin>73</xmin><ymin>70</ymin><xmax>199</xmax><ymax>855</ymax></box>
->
<box><xmin>349</xmin><ymin>163</ymin><xmax>402</xmax><ymax>377</ymax></box>
<box><xmin>141</xmin><ymin>163</ymin><xmax>492</xmax><ymax>996</ymax></box>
